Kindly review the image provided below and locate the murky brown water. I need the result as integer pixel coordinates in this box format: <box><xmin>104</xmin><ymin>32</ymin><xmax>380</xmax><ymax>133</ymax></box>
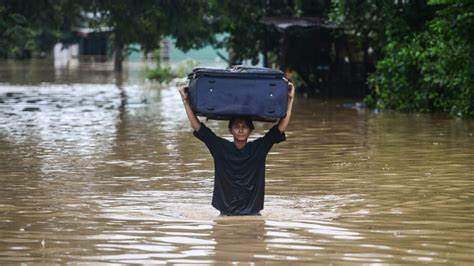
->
<box><xmin>1</xmin><ymin>60</ymin><xmax>473</xmax><ymax>264</ymax></box>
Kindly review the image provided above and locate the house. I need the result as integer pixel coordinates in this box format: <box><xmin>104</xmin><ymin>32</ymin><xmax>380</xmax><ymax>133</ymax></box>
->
<box><xmin>261</xmin><ymin>17</ymin><xmax>373</xmax><ymax>97</ymax></box>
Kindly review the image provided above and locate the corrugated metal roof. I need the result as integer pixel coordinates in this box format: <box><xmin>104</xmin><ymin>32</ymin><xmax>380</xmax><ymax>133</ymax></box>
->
<box><xmin>260</xmin><ymin>17</ymin><xmax>338</xmax><ymax>31</ymax></box>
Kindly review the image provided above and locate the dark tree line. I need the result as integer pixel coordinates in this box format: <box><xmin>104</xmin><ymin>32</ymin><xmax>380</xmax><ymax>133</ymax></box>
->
<box><xmin>1</xmin><ymin>0</ymin><xmax>473</xmax><ymax>116</ymax></box>
<box><xmin>332</xmin><ymin>0</ymin><xmax>474</xmax><ymax>117</ymax></box>
<box><xmin>0</xmin><ymin>0</ymin><xmax>329</xmax><ymax>69</ymax></box>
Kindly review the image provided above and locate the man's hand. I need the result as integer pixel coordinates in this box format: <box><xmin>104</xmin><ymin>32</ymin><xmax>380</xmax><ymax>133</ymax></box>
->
<box><xmin>178</xmin><ymin>86</ymin><xmax>201</xmax><ymax>131</ymax></box>
<box><xmin>288</xmin><ymin>81</ymin><xmax>295</xmax><ymax>101</ymax></box>
<box><xmin>179</xmin><ymin>86</ymin><xmax>189</xmax><ymax>103</ymax></box>
<box><xmin>278</xmin><ymin>79</ymin><xmax>295</xmax><ymax>133</ymax></box>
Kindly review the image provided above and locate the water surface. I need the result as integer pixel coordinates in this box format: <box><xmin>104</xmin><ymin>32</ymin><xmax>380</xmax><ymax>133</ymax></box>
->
<box><xmin>0</xmin><ymin>60</ymin><xmax>473</xmax><ymax>264</ymax></box>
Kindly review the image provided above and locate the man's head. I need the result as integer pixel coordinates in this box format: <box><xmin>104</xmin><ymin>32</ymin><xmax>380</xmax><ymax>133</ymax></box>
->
<box><xmin>228</xmin><ymin>116</ymin><xmax>254</xmax><ymax>142</ymax></box>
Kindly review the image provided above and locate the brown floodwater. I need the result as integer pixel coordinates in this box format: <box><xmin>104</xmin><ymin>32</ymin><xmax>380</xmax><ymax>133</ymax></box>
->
<box><xmin>0</xmin><ymin>60</ymin><xmax>473</xmax><ymax>264</ymax></box>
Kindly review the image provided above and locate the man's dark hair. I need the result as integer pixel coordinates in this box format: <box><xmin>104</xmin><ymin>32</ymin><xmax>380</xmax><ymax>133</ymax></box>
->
<box><xmin>228</xmin><ymin>116</ymin><xmax>255</xmax><ymax>130</ymax></box>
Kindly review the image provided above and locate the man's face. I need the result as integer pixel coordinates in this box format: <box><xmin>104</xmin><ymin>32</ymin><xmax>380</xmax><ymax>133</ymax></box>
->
<box><xmin>230</xmin><ymin>119</ymin><xmax>252</xmax><ymax>142</ymax></box>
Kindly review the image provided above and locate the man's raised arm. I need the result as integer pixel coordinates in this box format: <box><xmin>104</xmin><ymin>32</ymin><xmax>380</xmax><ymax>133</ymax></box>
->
<box><xmin>179</xmin><ymin>86</ymin><xmax>201</xmax><ymax>131</ymax></box>
<box><xmin>278</xmin><ymin>81</ymin><xmax>295</xmax><ymax>133</ymax></box>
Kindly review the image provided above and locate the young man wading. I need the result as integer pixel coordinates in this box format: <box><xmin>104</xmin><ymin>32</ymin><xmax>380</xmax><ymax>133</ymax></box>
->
<box><xmin>179</xmin><ymin>82</ymin><xmax>295</xmax><ymax>216</ymax></box>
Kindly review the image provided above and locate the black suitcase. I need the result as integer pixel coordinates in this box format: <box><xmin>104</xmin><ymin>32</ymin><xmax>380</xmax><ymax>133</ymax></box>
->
<box><xmin>187</xmin><ymin>65</ymin><xmax>288</xmax><ymax>122</ymax></box>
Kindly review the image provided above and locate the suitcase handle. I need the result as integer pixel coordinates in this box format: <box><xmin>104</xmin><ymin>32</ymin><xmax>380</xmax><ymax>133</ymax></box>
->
<box><xmin>205</xmin><ymin>87</ymin><xmax>215</xmax><ymax>111</ymax></box>
<box><xmin>266</xmin><ymin>88</ymin><xmax>276</xmax><ymax>115</ymax></box>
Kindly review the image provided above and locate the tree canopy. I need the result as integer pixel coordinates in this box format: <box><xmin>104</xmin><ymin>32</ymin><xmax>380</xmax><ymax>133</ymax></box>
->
<box><xmin>1</xmin><ymin>0</ymin><xmax>473</xmax><ymax>116</ymax></box>
<box><xmin>0</xmin><ymin>0</ymin><xmax>82</xmax><ymax>58</ymax></box>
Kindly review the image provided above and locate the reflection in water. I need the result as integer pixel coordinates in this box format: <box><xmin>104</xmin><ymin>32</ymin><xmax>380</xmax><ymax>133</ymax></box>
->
<box><xmin>0</xmin><ymin>61</ymin><xmax>473</xmax><ymax>263</ymax></box>
<box><xmin>212</xmin><ymin>217</ymin><xmax>267</xmax><ymax>263</ymax></box>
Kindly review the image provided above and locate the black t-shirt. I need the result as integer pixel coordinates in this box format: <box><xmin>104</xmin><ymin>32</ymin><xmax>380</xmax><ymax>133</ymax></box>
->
<box><xmin>193</xmin><ymin>122</ymin><xmax>286</xmax><ymax>215</ymax></box>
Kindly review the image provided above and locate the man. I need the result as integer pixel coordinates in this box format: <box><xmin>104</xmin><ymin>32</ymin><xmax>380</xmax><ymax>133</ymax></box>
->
<box><xmin>179</xmin><ymin>82</ymin><xmax>295</xmax><ymax>215</ymax></box>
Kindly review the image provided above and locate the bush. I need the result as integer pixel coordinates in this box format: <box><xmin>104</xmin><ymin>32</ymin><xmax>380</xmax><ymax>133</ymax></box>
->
<box><xmin>146</xmin><ymin>65</ymin><xmax>174</xmax><ymax>83</ymax></box>
<box><xmin>367</xmin><ymin>2</ymin><xmax>474</xmax><ymax>118</ymax></box>
<box><xmin>174</xmin><ymin>59</ymin><xmax>199</xmax><ymax>78</ymax></box>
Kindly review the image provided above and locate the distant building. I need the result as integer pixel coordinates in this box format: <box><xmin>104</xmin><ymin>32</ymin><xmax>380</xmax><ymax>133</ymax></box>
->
<box><xmin>53</xmin><ymin>30</ymin><xmax>228</xmax><ymax>70</ymax></box>
<box><xmin>75</xmin><ymin>27</ymin><xmax>112</xmax><ymax>60</ymax></box>
<box><xmin>261</xmin><ymin>17</ymin><xmax>373</xmax><ymax>97</ymax></box>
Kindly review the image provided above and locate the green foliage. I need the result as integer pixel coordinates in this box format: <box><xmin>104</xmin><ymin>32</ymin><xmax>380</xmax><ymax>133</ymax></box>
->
<box><xmin>174</xmin><ymin>59</ymin><xmax>199</xmax><ymax>78</ymax></box>
<box><xmin>331</xmin><ymin>0</ymin><xmax>433</xmax><ymax>58</ymax></box>
<box><xmin>210</xmin><ymin>1</ymin><xmax>278</xmax><ymax>65</ymax></box>
<box><xmin>158</xmin><ymin>1</ymin><xmax>221</xmax><ymax>52</ymax></box>
<box><xmin>0</xmin><ymin>0</ymin><xmax>83</xmax><ymax>58</ymax></box>
<box><xmin>4</xmin><ymin>0</ymin><xmax>471</xmax><ymax>118</ymax></box>
<box><xmin>367</xmin><ymin>1</ymin><xmax>474</xmax><ymax>117</ymax></box>
<box><xmin>87</xmin><ymin>1</ymin><xmax>161</xmax><ymax>52</ymax></box>
<box><xmin>2</xmin><ymin>0</ymin><xmax>331</xmax><ymax>66</ymax></box>
<box><xmin>0</xmin><ymin>7</ymin><xmax>33</xmax><ymax>58</ymax></box>
<box><xmin>86</xmin><ymin>1</ymin><xmax>220</xmax><ymax>71</ymax></box>
<box><xmin>146</xmin><ymin>59</ymin><xmax>200</xmax><ymax>83</ymax></box>
<box><xmin>213</xmin><ymin>0</ymin><xmax>330</xmax><ymax>65</ymax></box>
<box><xmin>146</xmin><ymin>65</ymin><xmax>173</xmax><ymax>83</ymax></box>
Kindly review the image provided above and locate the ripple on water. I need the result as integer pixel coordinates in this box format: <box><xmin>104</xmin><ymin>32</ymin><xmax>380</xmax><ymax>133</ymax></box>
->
<box><xmin>1</xmin><ymin>80</ymin><xmax>474</xmax><ymax>264</ymax></box>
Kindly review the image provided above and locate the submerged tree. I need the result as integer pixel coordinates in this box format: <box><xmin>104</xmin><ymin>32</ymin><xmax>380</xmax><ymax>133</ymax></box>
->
<box><xmin>212</xmin><ymin>0</ymin><xmax>331</xmax><ymax>66</ymax></box>
<box><xmin>0</xmin><ymin>0</ymin><xmax>83</xmax><ymax>59</ymax></box>
<box><xmin>87</xmin><ymin>0</ymin><xmax>220</xmax><ymax>72</ymax></box>
<box><xmin>365</xmin><ymin>0</ymin><xmax>474</xmax><ymax>117</ymax></box>
<box><xmin>332</xmin><ymin>0</ymin><xmax>474</xmax><ymax>117</ymax></box>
